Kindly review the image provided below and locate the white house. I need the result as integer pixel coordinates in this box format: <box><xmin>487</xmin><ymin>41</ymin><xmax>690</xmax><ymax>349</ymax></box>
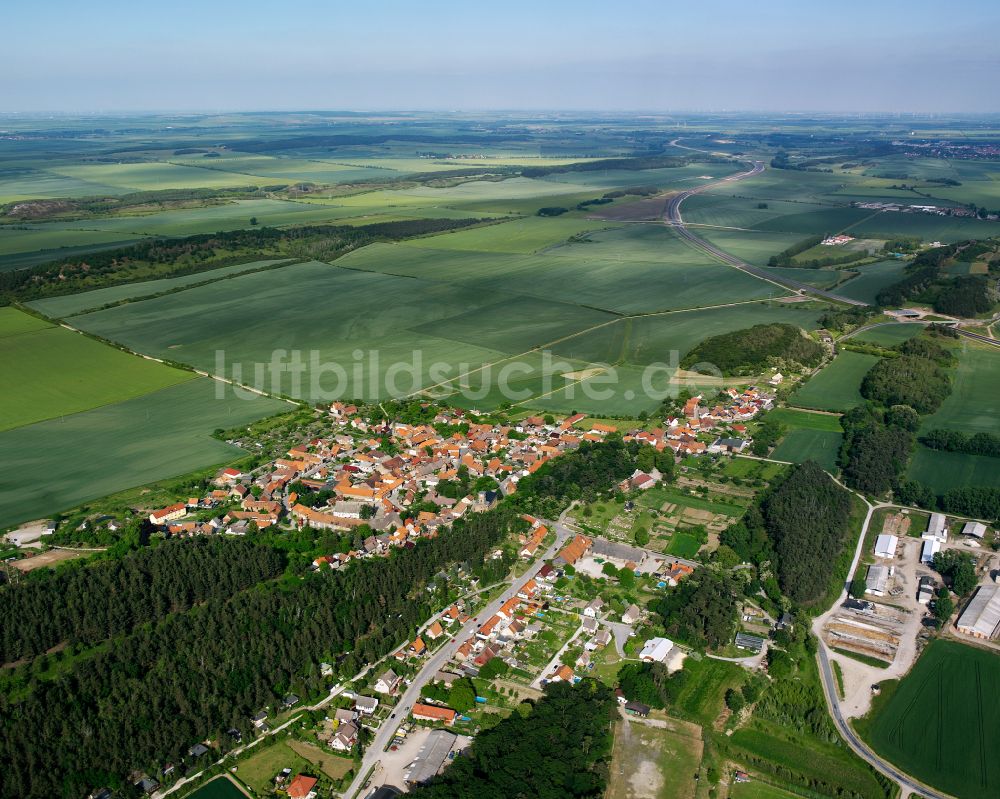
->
<box><xmin>920</xmin><ymin>538</ymin><xmax>941</xmax><ymax>565</ymax></box>
<box><xmin>639</xmin><ymin>637</ymin><xmax>674</xmax><ymax>663</ymax></box>
<box><xmin>374</xmin><ymin>669</ymin><xmax>401</xmax><ymax>695</ymax></box>
<box><xmin>621</xmin><ymin>604</ymin><xmax>641</xmax><ymax>625</ymax></box>
<box><xmin>583</xmin><ymin>597</ymin><xmax>604</xmax><ymax>619</ymax></box>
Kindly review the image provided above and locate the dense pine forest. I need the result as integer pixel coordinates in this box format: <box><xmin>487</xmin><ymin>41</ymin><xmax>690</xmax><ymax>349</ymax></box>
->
<box><xmin>0</xmin><ymin>537</ymin><xmax>285</xmax><ymax>664</ymax></box>
<box><xmin>0</xmin><ymin>509</ymin><xmax>522</xmax><ymax>799</ymax></box>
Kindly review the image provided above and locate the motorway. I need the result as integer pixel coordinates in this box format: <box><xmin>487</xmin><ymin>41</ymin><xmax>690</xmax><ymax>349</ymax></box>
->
<box><xmin>661</xmin><ymin>155</ymin><xmax>868</xmax><ymax>307</ymax></box>
<box><xmin>664</xmin><ymin>161</ymin><xmax>869</xmax><ymax>306</ymax></box>
<box><xmin>342</xmin><ymin>519</ymin><xmax>573</xmax><ymax>799</ymax></box>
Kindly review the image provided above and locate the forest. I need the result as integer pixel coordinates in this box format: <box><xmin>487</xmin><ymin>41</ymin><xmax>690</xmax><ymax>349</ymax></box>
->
<box><xmin>510</xmin><ymin>435</ymin><xmax>644</xmax><ymax>519</ymax></box>
<box><xmin>875</xmin><ymin>238</ymin><xmax>998</xmax><ymax>317</ymax></box>
<box><xmin>0</xmin><ymin>536</ymin><xmax>285</xmax><ymax>664</ymax></box>
<box><xmin>762</xmin><ymin>462</ymin><xmax>852</xmax><ymax>603</ymax></box>
<box><xmin>681</xmin><ymin>323</ymin><xmax>824</xmax><ymax>375</ymax></box>
<box><xmin>0</xmin><ymin>508</ymin><xmax>523</xmax><ymax>799</ymax></box>
<box><xmin>651</xmin><ymin>567</ymin><xmax>740</xmax><ymax>648</ymax></box>
<box><xmin>409</xmin><ymin>680</ymin><xmax>616</xmax><ymax>799</ymax></box>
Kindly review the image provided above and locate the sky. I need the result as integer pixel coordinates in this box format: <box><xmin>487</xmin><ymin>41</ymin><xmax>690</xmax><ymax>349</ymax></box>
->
<box><xmin>2</xmin><ymin>0</ymin><xmax>998</xmax><ymax>114</ymax></box>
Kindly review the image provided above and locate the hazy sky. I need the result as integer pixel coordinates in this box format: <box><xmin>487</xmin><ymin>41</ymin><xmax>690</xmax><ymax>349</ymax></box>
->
<box><xmin>3</xmin><ymin>0</ymin><xmax>998</xmax><ymax>113</ymax></box>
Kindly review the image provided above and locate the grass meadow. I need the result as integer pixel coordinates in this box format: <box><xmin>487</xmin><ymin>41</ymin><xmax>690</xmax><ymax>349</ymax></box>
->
<box><xmin>861</xmin><ymin>640</ymin><xmax>1000</xmax><ymax>799</ymax></box>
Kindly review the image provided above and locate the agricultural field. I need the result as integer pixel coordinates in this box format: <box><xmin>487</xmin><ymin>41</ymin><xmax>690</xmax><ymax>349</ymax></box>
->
<box><xmin>918</xmin><ymin>340</ymin><xmax>1000</xmax><ymax>437</ymax></box>
<box><xmin>861</xmin><ymin>640</ymin><xmax>1000</xmax><ymax>799</ymax></box>
<box><xmin>0</xmin><ymin>307</ymin><xmax>193</xmax><ymax>431</ymax></box>
<box><xmin>850</xmin><ymin>323</ymin><xmax>925</xmax><ymax>347</ymax></box>
<box><xmin>0</xmin><ymin>379</ymin><xmax>287</xmax><ymax>528</ymax></box>
<box><xmin>907</xmin><ymin>445</ymin><xmax>1000</xmax><ymax>492</ymax></box>
<box><xmin>835</xmin><ymin>260</ymin><xmax>910</xmax><ymax>304</ymax></box>
<box><xmin>28</xmin><ymin>258</ymin><xmax>295</xmax><ymax>318</ymax></box>
<box><xmin>767</xmin><ymin>408</ymin><xmax>844</xmax><ymax>471</ymax></box>
<box><xmin>770</xmin><ymin>429</ymin><xmax>842</xmax><ymax>471</ymax></box>
<box><xmin>789</xmin><ymin>351</ymin><xmax>880</xmax><ymax>412</ymax></box>
<box><xmin>727</xmin><ymin>781</ymin><xmax>805</xmax><ymax>799</ymax></box>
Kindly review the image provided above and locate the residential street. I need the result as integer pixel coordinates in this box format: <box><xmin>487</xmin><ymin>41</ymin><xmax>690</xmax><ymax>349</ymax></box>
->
<box><xmin>342</xmin><ymin>517</ymin><xmax>573</xmax><ymax>799</ymax></box>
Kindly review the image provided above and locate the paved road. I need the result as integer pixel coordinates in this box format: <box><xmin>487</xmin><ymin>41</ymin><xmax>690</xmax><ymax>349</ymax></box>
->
<box><xmin>807</xmin><ymin>491</ymin><xmax>956</xmax><ymax>799</ymax></box>
<box><xmin>342</xmin><ymin>520</ymin><xmax>573</xmax><ymax>799</ymax></box>
<box><xmin>662</xmin><ymin>161</ymin><xmax>868</xmax><ymax>307</ymax></box>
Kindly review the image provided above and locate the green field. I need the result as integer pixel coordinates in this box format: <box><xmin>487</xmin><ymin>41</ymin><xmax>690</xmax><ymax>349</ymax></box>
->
<box><xmin>671</xmin><ymin>658</ymin><xmax>745</xmax><ymax>726</ymax></box>
<box><xmin>790</xmin><ymin>352</ymin><xmax>880</xmax><ymax>412</ymax></box>
<box><xmin>907</xmin><ymin>445</ymin><xmax>1000</xmax><ymax>492</ymax></box>
<box><xmin>0</xmin><ymin>309</ymin><xmax>193</xmax><ymax>431</ymax></box>
<box><xmin>0</xmin><ymin>379</ymin><xmax>288</xmax><ymax>528</ymax></box>
<box><xmin>407</xmin><ymin>216</ymin><xmax>616</xmax><ymax>253</ymax></box>
<box><xmin>766</xmin><ymin>407</ymin><xmax>843</xmax><ymax>432</ymax></box>
<box><xmin>728</xmin><ymin>780</ymin><xmax>807</xmax><ymax>799</ymax></box>
<box><xmin>770</xmin><ymin>429</ymin><xmax>843</xmax><ymax>471</ymax></box>
<box><xmin>918</xmin><ymin>340</ymin><xmax>1000</xmax><ymax>437</ymax></box>
<box><xmin>850</xmin><ymin>323</ymin><xmax>926</xmax><ymax>347</ymax></box>
<box><xmin>836</xmin><ymin>260</ymin><xmax>910</xmax><ymax>304</ymax></box>
<box><xmin>666</xmin><ymin>532</ymin><xmax>702</xmax><ymax>558</ymax></box>
<box><xmin>862</xmin><ymin>639</ymin><xmax>1000</xmax><ymax>799</ymax></box>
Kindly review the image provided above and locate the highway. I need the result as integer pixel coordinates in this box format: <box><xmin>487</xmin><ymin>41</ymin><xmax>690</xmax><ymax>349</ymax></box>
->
<box><xmin>662</xmin><ymin>158</ymin><xmax>869</xmax><ymax>307</ymax></box>
<box><xmin>342</xmin><ymin>520</ymin><xmax>572</xmax><ymax>799</ymax></box>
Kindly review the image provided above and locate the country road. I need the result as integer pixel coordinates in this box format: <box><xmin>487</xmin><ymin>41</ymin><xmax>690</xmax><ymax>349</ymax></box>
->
<box><xmin>341</xmin><ymin>517</ymin><xmax>574</xmax><ymax>799</ymax></box>
<box><xmin>808</xmin><ymin>494</ymin><xmax>955</xmax><ymax>799</ymax></box>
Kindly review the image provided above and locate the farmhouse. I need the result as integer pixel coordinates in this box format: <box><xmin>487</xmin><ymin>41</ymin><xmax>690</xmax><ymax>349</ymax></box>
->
<box><xmin>923</xmin><ymin>513</ymin><xmax>948</xmax><ymax>543</ymax></box>
<box><xmin>920</xmin><ymin>538</ymin><xmax>941</xmax><ymax>565</ymax></box>
<box><xmin>736</xmin><ymin>632</ymin><xmax>765</xmax><ymax>653</ymax></box>
<box><xmin>149</xmin><ymin>503</ymin><xmax>186</xmax><ymax>525</ymax></box>
<box><xmin>955</xmin><ymin>582</ymin><xmax>1000</xmax><ymax>639</ymax></box>
<box><xmin>411</xmin><ymin>703</ymin><xmax>457</xmax><ymax>725</ymax></box>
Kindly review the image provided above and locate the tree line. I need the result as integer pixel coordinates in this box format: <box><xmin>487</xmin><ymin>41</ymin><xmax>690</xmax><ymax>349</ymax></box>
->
<box><xmin>921</xmin><ymin>429</ymin><xmax>1000</xmax><ymax>458</ymax></box>
<box><xmin>681</xmin><ymin>323</ymin><xmax>824</xmax><ymax>375</ymax></box>
<box><xmin>0</xmin><ymin>217</ymin><xmax>482</xmax><ymax>303</ymax></box>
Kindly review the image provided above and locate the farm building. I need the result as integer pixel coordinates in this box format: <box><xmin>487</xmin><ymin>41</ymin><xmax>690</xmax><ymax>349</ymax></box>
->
<box><xmin>590</xmin><ymin>537</ymin><xmax>645</xmax><ymax>564</ymax></box>
<box><xmin>865</xmin><ymin>564</ymin><xmax>890</xmax><ymax>596</ymax></box>
<box><xmin>923</xmin><ymin>514</ymin><xmax>948</xmax><ymax>542</ymax></box>
<box><xmin>956</xmin><ymin>583</ymin><xmax>1000</xmax><ymax>640</ymax></box>
<box><xmin>874</xmin><ymin>534</ymin><xmax>898</xmax><ymax>559</ymax></box>
<box><xmin>405</xmin><ymin>729</ymin><xmax>457</xmax><ymax>786</ymax></box>
<box><xmin>639</xmin><ymin>637</ymin><xmax>674</xmax><ymax>663</ymax></box>
<box><xmin>920</xmin><ymin>538</ymin><xmax>941</xmax><ymax>565</ymax></box>
<box><xmin>962</xmin><ymin>521</ymin><xmax>987</xmax><ymax>539</ymax></box>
